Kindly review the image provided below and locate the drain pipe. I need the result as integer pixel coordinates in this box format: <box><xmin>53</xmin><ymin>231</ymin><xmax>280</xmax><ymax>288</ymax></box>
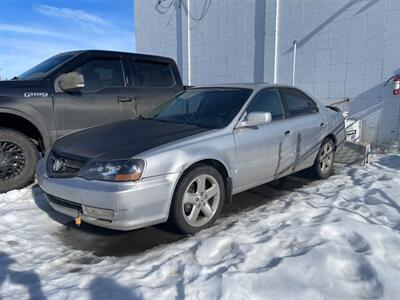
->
<box><xmin>273</xmin><ymin>0</ymin><xmax>280</xmax><ymax>84</ymax></box>
<box><xmin>187</xmin><ymin>0</ymin><xmax>192</xmax><ymax>86</ymax></box>
<box><xmin>292</xmin><ymin>40</ymin><xmax>297</xmax><ymax>86</ymax></box>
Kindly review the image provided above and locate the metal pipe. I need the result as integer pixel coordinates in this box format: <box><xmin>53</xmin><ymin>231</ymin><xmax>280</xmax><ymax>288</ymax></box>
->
<box><xmin>292</xmin><ymin>40</ymin><xmax>297</xmax><ymax>86</ymax></box>
<box><xmin>187</xmin><ymin>0</ymin><xmax>192</xmax><ymax>86</ymax></box>
<box><xmin>273</xmin><ymin>0</ymin><xmax>280</xmax><ymax>84</ymax></box>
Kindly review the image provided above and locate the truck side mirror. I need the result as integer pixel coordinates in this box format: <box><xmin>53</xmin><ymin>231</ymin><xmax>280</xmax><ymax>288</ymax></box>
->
<box><xmin>58</xmin><ymin>72</ymin><xmax>85</xmax><ymax>92</ymax></box>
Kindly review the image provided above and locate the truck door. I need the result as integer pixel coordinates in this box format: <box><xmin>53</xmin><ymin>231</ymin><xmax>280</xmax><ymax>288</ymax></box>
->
<box><xmin>130</xmin><ymin>58</ymin><xmax>182</xmax><ymax>115</ymax></box>
<box><xmin>53</xmin><ymin>55</ymin><xmax>134</xmax><ymax>136</ymax></box>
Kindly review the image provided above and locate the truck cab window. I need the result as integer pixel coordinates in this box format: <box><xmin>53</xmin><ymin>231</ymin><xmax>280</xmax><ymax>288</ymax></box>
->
<box><xmin>134</xmin><ymin>61</ymin><xmax>174</xmax><ymax>87</ymax></box>
<box><xmin>74</xmin><ymin>59</ymin><xmax>125</xmax><ymax>92</ymax></box>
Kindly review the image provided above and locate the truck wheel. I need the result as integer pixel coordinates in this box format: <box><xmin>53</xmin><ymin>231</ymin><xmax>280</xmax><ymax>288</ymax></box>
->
<box><xmin>0</xmin><ymin>128</ymin><xmax>38</xmax><ymax>193</ymax></box>
<box><xmin>311</xmin><ymin>138</ymin><xmax>335</xmax><ymax>179</ymax></box>
<box><xmin>169</xmin><ymin>165</ymin><xmax>225</xmax><ymax>234</ymax></box>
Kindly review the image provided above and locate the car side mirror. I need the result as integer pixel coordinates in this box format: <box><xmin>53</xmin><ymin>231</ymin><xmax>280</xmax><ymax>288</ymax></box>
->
<box><xmin>240</xmin><ymin>112</ymin><xmax>272</xmax><ymax>127</ymax></box>
<box><xmin>58</xmin><ymin>72</ymin><xmax>85</xmax><ymax>92</ymax></box>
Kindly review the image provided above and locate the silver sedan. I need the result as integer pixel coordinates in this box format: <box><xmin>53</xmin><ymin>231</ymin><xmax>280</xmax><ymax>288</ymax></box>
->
<box><xmin>37</xmin><ymin>84</ymin><xmax>346</xmax><ymax>233</ymax></box>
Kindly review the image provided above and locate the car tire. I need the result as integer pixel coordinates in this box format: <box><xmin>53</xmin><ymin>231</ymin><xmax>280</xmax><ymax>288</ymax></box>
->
<box><xmin>0</xmin><ymin>128</ymin><xmax>38</xmax><ymax>193</ymax></box>
<box><xmin>169</xmin><ymin>164</ymin><xmax>225</xmax><ymax>234</ymax></box>
<box><xmin>311</xmin><ymin>138</ymin><xmax>335</xmax><ymax>179</ymax></box>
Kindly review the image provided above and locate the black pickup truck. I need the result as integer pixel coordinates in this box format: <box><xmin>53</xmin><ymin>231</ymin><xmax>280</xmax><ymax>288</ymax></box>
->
<box><xmin>0</xmin><ymin>50</ymin><xmax>183</xmax><ymax>193</ymax></box>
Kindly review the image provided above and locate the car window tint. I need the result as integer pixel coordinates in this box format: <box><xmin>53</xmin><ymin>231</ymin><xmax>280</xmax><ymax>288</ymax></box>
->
<box><xmin>246</xmin><ymin>88</ymin><xmax>284</xmax><ymax>120</ymax></box>
<box><xmin>280</xmin><ymin>88</ymin><xmax>318</xmax><ymax>116</ymax></box>
<box><xmin>74</xmin><ymin>59</ymin><xmax>124</xmax><ymax>92</ymax></box>
<box><xmin>135</xmin><ymin>61</ymin><xmax>174</xmax><ymax>87</ymax></box>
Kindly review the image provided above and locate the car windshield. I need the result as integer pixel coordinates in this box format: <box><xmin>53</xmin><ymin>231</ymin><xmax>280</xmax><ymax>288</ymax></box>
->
<box><xmin>143</xmin><ymin>88</ymin><xmax>252</xmax><ymax>128</ymax></box>
<box><xmin>16</xmin><ymin>53</ymin><xmax>76</xmax><ymax>80</ymax></box>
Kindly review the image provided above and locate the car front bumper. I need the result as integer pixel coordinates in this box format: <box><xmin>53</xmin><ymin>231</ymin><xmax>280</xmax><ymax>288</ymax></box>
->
<box><xmin>36</xmin><ymin>159</ymin><xmax>180</xmax><ymax>230</ymax></box>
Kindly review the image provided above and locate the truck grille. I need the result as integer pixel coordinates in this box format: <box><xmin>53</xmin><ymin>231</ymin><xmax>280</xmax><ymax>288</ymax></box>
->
<box><xmin>46</xmin><ymin>151</ymin><xmax>86</xmax><ymax>178</ymax></box>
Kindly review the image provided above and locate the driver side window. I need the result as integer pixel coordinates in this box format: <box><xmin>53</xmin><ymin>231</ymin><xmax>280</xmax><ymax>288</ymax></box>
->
<box><xmin>73</xmin><ymin>59</ymin><xmax>125</xmax><ymax>93</ymax></box>
<box><xmin>247</xmin><ymin>88</ymin><xmax>284</xmax><ymax>120</ymax></box>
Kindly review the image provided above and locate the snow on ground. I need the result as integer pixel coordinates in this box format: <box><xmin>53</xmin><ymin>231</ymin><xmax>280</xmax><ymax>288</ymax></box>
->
<box><xmin>1</xmin><ymin>154</ymin><xmax>400</xmax><ymax>300</ymax></box>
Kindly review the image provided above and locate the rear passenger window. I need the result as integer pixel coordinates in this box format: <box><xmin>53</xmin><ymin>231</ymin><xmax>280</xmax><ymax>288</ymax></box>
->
<box><xmin>246</xmin><ymin>88</ymin><xmax>284</xmax><ymax>120</ymax></box>
<box><xmin>280</xmin><ymin>88</ymin><xmax>318</xmax><ymax>117</ymax></box>
<box><xmin>135</xmin><ymin>61</ymin><xmax>174</xmax><ymax>87</ymax></box>
<box><xmin>74</xmin><ymin>59</ymin><xmax>124</xmax><ymax>92</ymax></box>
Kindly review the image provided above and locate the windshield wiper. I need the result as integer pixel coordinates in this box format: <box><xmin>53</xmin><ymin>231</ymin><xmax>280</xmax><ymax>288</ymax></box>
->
<box><xmin>137</xmin><ymin>115</ymin><xmax>153</xmax><ymax>120</ymax></box>
<box><xmin>155</xmin><ymin>118</ymin><xmax>202</xmax><ymax>127</ymax></box>
<box><xmin>186</xmin><ymin>122</ymin><xmax>216</xmax><ymax>129</ymax></box>
<box><xmin>154</xmin><ymin>119</ymin><xmax>187</xmax><ymax>124</ymax></box>
<box><xmin>137</xmin><ymin>116</ymin><xmax>183</xmax><ymax>124</ymax></box>
<box><xmin>153</xmin><ymin>118</ymin><xmax>216</xmax><ymax>128</ymax></box>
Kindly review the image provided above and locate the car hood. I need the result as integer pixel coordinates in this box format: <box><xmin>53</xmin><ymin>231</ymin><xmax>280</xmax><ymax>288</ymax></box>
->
<box><xmin>52</xmin><ymin>119</ymin><xmax>210</xmax><ymax>161</ymax></box>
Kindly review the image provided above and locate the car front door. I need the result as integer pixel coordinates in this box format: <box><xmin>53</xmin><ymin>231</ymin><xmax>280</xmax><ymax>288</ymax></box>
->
<box><xmin>233</xmin><ymin>88</ymin><xmax>294</xmax><ymax>191</ymax></box>
<box><xmin>53</xmin><ymin>55</ymin><xmax>133</xmax><ymax>136</ymax></box>
<box><xmin>279</xmin><ymin>88</ymin><xmax>327</xmax><ymax>172</ymax></box>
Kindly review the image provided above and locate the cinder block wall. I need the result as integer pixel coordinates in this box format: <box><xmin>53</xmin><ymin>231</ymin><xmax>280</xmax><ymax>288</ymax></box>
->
<box><xmin>135</xmin><ymin>0</ymin><xmax>400</xmax><ymax>146</ymax></box>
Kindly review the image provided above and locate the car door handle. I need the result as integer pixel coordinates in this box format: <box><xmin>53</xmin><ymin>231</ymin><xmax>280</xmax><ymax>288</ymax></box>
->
<box><xmin>118</xmin><ymin>96</ymin><xmax>133</xmax><ymax>103</ymax></box>
<box><xmin>284</xmin><ymin>130</ymin><xmax>292</xmax><ymax>136</ymax></box>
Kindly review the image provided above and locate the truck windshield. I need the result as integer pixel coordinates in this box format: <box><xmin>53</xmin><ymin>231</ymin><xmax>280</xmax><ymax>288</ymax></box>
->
<box><xmin>143</xmin><ymin>88</ymin><xmax>252</xmax><ymax>129</ymax></box>
<box><xmin>16</xmin><ymin>53</ymin><xmax>76</xmax><ymax>80</ymax></box>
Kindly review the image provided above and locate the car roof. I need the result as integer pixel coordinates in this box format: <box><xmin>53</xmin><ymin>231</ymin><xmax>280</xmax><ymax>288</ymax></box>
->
<box><xmin>191</xmin><ymin>83</ymin><xmax>299</xmax><ymax>92</ymax></box>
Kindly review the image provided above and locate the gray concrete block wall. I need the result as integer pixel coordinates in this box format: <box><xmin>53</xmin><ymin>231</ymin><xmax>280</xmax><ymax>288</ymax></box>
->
<box><xmin>135</xmin><ymin>0</ymin><xmax>400</xmax><ymax>146</ymax></box>
<box><xmin>186</xmin><ymin>0</ymin><xmax>258</xmax><ymax>85</ymax></box>
<box><xmin>276</xmin><ymin>0</ymin><xmax>400</xmax><ymax>145</ymax></box>
<box><xmin>134</xmin><ymin>0</ymin><xmax>179</xmax><ymax>66</ymax></box>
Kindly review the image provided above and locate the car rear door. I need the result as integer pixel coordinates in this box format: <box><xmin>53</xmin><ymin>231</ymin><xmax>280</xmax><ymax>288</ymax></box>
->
<box><xmin>233</xmin><ymin>88</ymin><xmax>293</xmax><ymax>190</ymax></box>
<box><xmin>279</xmin><ymin>88</ymin><xmax>327</xmax><ymax>172</ymax></box>
<box><xmin>130</xmin><ymin>57</ymin><xmax>182</xmax><ymax>116</ymax></box>
<box><xmin>53</xmin><ymin>53</ymin><xmax>133</xmax><ymax>136</ymax></box>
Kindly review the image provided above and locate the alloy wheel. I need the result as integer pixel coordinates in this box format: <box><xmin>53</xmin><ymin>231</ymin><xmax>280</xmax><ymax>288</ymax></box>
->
<box><xmin>319</xmin><ymin>142</ymin><xmax>333</xmax><ymax>174</ymax></box>
<box><xmin>182</xmin><ymin>174</ymin><xmax>220</xmax><ymax>227</ymax></box>
<box><xmin>0</xmin><ymin>141</ymin><xmax>25</xmax><ymax>181</ymax></box>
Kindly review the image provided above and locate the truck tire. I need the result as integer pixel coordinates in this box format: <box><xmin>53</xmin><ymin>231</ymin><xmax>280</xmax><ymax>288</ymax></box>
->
<box><xmin>169</xmin><ymin>165</ymin><xmax>225</xmax><ymax>234</ymax></box>
<box><xmin>0</xmin><ymin>128</ymin><xmax>38</xmax><ymax>193</ymax></box>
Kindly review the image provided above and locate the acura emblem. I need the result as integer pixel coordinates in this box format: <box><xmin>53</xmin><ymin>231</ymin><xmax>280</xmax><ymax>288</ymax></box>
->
<box><xmin>52</xmin><ymin>159</ymin><xmax>65</xmax><ymax>172</ymax></box>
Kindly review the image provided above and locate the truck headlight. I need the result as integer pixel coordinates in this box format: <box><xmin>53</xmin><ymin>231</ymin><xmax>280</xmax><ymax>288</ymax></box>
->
<box><xmin>79</xmin><ymin>159</ymin><xmax>145</xmax><ymax>182</ymax></box>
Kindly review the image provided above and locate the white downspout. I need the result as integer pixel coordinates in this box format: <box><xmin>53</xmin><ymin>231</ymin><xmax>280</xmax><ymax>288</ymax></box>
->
<box><xmin>273</xmin><ymin>0</ymin><xmax>280</xmax><ymax>84</ymax></box>
<box><xmin>292</xmin><ymin>40</ymin><xmax>297</xmax><ymax>86</ymax></box>
<box><xmin>187</xmin><ymin>0</ymin><xmax>192</xmax><ymax>86</ymax></box>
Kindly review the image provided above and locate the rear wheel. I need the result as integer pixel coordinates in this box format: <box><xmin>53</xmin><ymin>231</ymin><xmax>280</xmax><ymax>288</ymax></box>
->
<box><xmin>169</xmin><ymin>165</ymin><xmax>225</xmax><ymax>234</ymax></box>
<box><xmin>0</xmin><ymin>128</ymin><xmax>38</xmax><ymax>193</ymax></box>
<box><xmin>311</xmin><ymin>138</ymin><xmax>335</xmax><ymax>179</ymax></box>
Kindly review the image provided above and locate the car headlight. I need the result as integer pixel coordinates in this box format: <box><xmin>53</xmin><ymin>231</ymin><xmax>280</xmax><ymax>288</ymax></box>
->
<box><xmin>79</xmin><ymin>159</ymin><xmax>145</xmax><ymax>182</ymax></box>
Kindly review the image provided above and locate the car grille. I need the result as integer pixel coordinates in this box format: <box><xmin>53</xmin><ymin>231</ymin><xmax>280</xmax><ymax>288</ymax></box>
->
<box><xmin>47</xmin><ymin>194</ymin><xmax>83</xmax><ymax>213</ymax></box>
<box><xmin>46</xmin><ymin>151</ymin><xmax>87</xmax><ymax>178</ymax></box>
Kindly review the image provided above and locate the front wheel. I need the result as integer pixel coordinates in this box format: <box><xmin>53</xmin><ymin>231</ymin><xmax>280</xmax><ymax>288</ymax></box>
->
<box><xmin>311</xmin><ymin>138</ymin><xmax>335</xmax><ymax>179</ymax></box>
<box><xmin>0</xmin><ymin>128</ymin><xmax>38</xmax><ymax>193</ymax></box>
<box><xmin>169</xmin><ymin>165</ymin><xmax>225</xmax><ymax>234</ymax></box>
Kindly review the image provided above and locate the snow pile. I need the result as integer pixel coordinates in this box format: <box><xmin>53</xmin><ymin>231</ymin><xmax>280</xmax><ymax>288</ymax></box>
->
<box><xmin>1</xmin><ymin>154</ymin><xmax>400</xmax><ymax>299</ymax></box>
